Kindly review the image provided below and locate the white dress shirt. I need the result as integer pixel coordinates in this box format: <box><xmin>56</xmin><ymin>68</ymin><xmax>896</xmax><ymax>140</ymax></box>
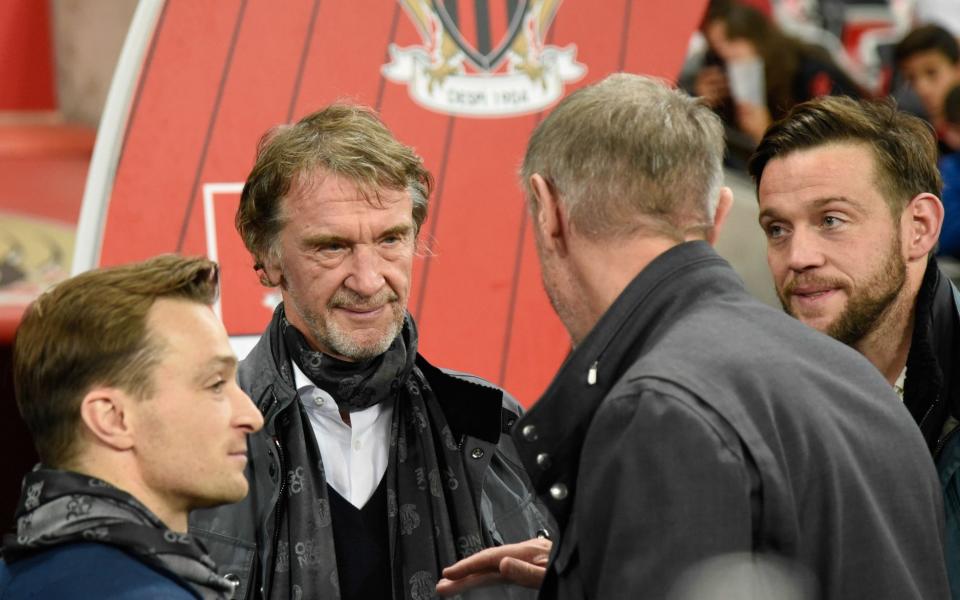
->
<box><xmin>293</xmin><ymin>363</ymin><xmax>394</xmax><ymax>508</ymax></box>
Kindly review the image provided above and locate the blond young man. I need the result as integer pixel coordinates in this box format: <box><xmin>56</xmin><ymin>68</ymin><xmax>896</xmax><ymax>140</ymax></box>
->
<box><xmin>1</xmin><ymin>255</ymin><xmax>263</xmax><ymax>599</ymax></box>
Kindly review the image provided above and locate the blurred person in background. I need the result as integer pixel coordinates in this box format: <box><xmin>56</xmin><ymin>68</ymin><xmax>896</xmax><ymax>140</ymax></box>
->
<box><xmin>695</xmin><ymin>0</ymin><xmax>860</xmax><ymax>156</ymax></box>
<box><xmin>895</xmin><ymin>23</ymin><xmax>960</xmax><ymax>156</ymax></box>
<box><xmin>0</xmin><ymin>255</ymin><xmax>263</xmax><ymax>599</ymax></box>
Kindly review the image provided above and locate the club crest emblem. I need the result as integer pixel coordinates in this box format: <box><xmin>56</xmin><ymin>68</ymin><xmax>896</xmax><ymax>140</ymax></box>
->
<box><xmin>383</xmin><ymin>0</ymin><xmax>586</xmax><ymax>117</ymax></box>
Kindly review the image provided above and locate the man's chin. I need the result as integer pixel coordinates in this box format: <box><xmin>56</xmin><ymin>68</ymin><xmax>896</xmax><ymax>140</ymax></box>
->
<box><xmin>326</xmin><ymin>327</ymin><xmax>401</xmax><ymax>361</ymax></box>
<box><xmin>784</xmin><ymin>303</ymin><xmax>839</xmax><ymax>336</ymax></box>
<box><xmin>188</xmin><ymin>484</ymin><xmax>250</xmax><ymax>510</ymax></box>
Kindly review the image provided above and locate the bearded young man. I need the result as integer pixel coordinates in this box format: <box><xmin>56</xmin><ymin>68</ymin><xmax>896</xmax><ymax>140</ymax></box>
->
<box><xmin>438</xmin><ymin>74</ymin><xmax>949</xmax><ymax>600</ymax></box>
<box><xmin>0</xmin><ymin>255</ymin><xmax>263</xmax><ymax>599</ymax></box>
<box><xmin>750</xmin><ymin>95</ymin><xmax>960</xmax><ymax>595</ymax></box>
<box><xmin>189</xmin><ymin>103</ymin><xmax>551</xmax><ymax>600</ymax></box>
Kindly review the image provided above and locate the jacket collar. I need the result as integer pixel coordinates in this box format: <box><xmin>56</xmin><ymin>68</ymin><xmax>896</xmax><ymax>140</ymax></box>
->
<box><xmin>238</xmin><ymin>305</ymin><xmax>505</xmax><ymax>443</ymax></box>
<box><xmin>904</xmin><ymin>257</ymin><xmax>960</xmax><ymax>450</ymax></box>
<box><xmin>513</xmin><ymin>241</ymin><xmax>735</xmax><ymax>528</ymax></box>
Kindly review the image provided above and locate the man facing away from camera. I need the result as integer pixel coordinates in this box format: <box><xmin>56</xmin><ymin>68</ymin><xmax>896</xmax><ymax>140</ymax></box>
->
<box><xmin>189</xmin><ymin>103</ymin><xmax>552</xmax><ymax>600</ymax></box>
<box><xmin>751</xmin><ymin>95</ymin><xmax>960</xmax><ymax>596</ymax></box>
<box><xmin>437</xmin><ymin>74</ymin><xmax>950</xmax><ymax>599</ymax></box>
<box><xmin>0</xmin><ymin>255</ymin><xmax>264</xmax><ymax>599</ymax></box>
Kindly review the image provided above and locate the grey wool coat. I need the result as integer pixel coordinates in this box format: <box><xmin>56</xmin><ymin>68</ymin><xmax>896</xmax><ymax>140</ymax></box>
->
<box><xmin>515</xmin><ymin>241</ymin><xmax>950</xmax><ymax>600</ymax></box>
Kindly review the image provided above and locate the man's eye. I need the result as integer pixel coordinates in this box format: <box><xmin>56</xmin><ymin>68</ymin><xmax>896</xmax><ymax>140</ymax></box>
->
<box><xmin>210</xmin><ymin>379</ymin><xmax>226</xmax><ymax>393</ymax></box>
<box><xmin>765</xmin><ymin>224</ymin><xmax>785</xmax><ymax>239</ymax></box>
<box><xmin>822</xmin><ymin>216</ymin><xmax>843</xmax><ymax>228</ymax></box>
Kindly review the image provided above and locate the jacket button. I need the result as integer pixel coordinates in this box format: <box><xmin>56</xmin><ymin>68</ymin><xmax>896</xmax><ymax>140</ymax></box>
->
<box><xmin>536</xmin><ymin>528</ymin><xmax>551</xmax><ymax>540</ymax></box>
<box><xmin>536</xmin><ymin>453</ymin><xmax>551</xmax><ymax>469</ymax></box>
<box><xmin>549</xmin><ymin>483</ymin><xmax>568</xmax><ymax>501</ymax></box>
<box><xmin>470</xmin><ymin>447</ymin><xmax>485</xmax><ymax>459</ymax></box>
<box><xmin>521</xmin><ymin>425</ymin><xmax>538</xmax><ymax>441</ymax></box>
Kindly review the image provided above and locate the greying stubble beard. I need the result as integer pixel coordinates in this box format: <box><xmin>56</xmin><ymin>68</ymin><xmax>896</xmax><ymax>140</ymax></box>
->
<box><xmin>301</xmin><ymin>287</ymin><xmax>405</xmax><ymax>361</ymax></box>
<box><xmin>780</xmin><ymin>232</ymin><xmax>907</xmax><ymax>347</ymax></box>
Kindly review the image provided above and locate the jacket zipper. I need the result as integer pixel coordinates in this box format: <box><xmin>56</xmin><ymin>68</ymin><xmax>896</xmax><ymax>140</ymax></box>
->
<box><xmin>267</xmin><ymin>435</ymin><xmax>286</xmax><ymax>592</ymax></box>
<box><xmin>258</xmin><ymin>388</ymin><xmax>285</xmax><ymax>598</ymax></box>
<box><xmin>935</xmin><ymin>419</ymin><xmax>959</xmax><ymax>459</ymax></box>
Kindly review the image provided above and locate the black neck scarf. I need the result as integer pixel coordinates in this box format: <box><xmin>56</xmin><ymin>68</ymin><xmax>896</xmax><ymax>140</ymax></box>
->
<box><xmin>2</xmin><ymin>469</ymin><xmax>236</xmax><ymax>600</ymax></box>
<box><xmin>282</xmin><ymin>316</ymin><xmax>409</xmax><ymax>413</ymax></box>
<box><xmin>269</xmin><ymin>310</ymin><xmax>484</xmax><ymax>600</ymax></box>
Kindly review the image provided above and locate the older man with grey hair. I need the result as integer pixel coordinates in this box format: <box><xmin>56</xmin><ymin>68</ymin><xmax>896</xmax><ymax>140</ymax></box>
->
<box><xmin>438</xmin><ymin>74</ymin><xmax>949</xmax><ymax>599</ymax></box>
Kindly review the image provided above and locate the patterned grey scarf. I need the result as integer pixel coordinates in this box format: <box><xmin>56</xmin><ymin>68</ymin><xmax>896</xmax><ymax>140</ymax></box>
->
<box><xmin>2</xmin><ymin>469</ymin><xmax>236</xmax><ymax>599</ymax></box>
<box><xmin>269</xmin><ymin>311</ymin><xmax>484</xmax><ymax>600</ymax></box>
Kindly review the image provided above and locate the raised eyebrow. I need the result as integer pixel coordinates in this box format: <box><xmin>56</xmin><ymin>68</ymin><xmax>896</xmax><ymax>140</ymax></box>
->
<box><xmin>302</xmin><ymin>234</ymin><xmax>351</xmax><ymax>248</ymax></box>
<box><xmin>380</xmin><ymin>224</ymin><xmax>414</xmax><ymax>239</ymax></box>
<box><xmin>758</xmin><ymin>196</ymin><xmax>862</xmax><ymax>222</ymax></box>
<box><xmin>758</xmin><ymin>207</ymin><xmax>781</xmax><ymax>223</ymax></box>
<box><xmin>811</xmin><ymin>196</ymin><xmax>864</xmax><ymax>211</ymax></box>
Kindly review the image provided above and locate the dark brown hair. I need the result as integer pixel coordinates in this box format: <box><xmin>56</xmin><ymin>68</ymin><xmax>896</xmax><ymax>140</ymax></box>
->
<box><xmin>894</xmin><ymin>24</ymin><xmax>960</xmax><ymax>66</ymax></box>
<box><xmin>13</xmin><ymin>254</ymin><xmax>219</xmax><ymax>467</ymax></box>
<box><xmin>749</xmin><ymin>96</ymin><xmax>942</xmax><ymax>214</ymax></box>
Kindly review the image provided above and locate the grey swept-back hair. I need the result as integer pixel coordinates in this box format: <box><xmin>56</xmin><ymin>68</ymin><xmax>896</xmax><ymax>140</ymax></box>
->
<box><xmin>521</xmin><ymin>73</ymin><xmax>725</xmax><ymax>240</ymax></box>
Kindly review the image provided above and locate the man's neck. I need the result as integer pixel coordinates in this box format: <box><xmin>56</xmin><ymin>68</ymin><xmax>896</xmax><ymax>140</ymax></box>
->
<box><xmin>568</xmin><ymin>235</ymin><xmax>680</xmax><ymax>343</ymax></box>
<box><xmin>74</xmin><ymin>458</ymin><xmax>189</xmax><ymax>533</ymax></box>
<box><xmin>853</xmin><ymin>291</ymin><xmax>917</xmax><ymax>385</ymax></box>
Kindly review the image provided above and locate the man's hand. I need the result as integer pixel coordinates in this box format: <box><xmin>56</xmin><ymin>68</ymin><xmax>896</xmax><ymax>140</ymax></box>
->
<box><xmin>436</xmin><ymin>538</ymin><xmax>552</xmax><ymax>597</ymax></box>
<box><xmin>693</xmin><ymin>66</ymin><xmax>729</xmax><ymax>108</ymax></box>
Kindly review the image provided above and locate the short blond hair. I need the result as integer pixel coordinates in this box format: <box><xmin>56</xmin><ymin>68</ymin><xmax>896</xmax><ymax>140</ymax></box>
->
<box><xmin>14</xmin><ymin>254</ymin><xmax>219</xmax><ymax>467</ymax></box>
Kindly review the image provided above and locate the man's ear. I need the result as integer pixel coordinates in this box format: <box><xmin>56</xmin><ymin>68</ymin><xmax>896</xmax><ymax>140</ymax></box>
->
<box><xmin>258</xmin><ymin>254</ymin><xmax>283</xmax><ymax>288</ymax></box>
<box><xmin>705</xmin><ymin>186</ymin><xmax>734</xmax><ymax>246</ymax></box>
<box><xmin>79</xmin><ymin>387</ymin><xmax>136</xmax><ymax>451</ymax></box>
<box><xmin>902</xmin><ymin>193</ymin><xmax>943</xmax><ymax>261</ymax></box>
<box><xmin>529</xmin><ymin>174</ymin><xmax>569</xmax><ymax>256</ymax></box>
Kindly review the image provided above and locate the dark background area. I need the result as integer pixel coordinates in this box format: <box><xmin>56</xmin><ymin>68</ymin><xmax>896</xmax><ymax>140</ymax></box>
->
<box><xmin>0</xmin><ymin>343</ymin><xmax>37</xmax><ymax>530</ymax></box>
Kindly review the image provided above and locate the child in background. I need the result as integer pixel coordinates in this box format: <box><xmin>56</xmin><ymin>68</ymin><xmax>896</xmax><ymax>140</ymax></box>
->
<box><xmin>895</xmin><ymin>25</ymin><xmax>960</xmax><ymax>156</ymax></box>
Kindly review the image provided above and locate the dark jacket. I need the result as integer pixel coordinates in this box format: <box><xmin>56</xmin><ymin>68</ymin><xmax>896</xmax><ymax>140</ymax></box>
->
<box><xmin>905</xmin><ymin>258</ymin><xmax>960</xmax><ymax>452</ymax></box>
<box><xmin>190</xmin><ymin>311</ymin><xmax>552</xmax><ymax>600</ymax></box>
<box><xmin>0</xmin><ymin>543</ymin><xmax>197</xmax><ymax>599</ymax></box>
<box><xmin>906</xmin><ymin>258</ymin><xmax>960</xmax><ymax>597</ymax></box>
<box><xmin>514</xmin><ymin>241</ymin><xmax>950</xmax><ymax>600</ymax></box>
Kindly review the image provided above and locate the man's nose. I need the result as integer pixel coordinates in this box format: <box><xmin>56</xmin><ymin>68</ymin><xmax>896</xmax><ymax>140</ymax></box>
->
<box><xmin>344</xmin><ymin>244</ymin><xmax>386</xmax><ymax>297</ymax></box>
<box><xmin>785</xmin><ymin>227</ymin><xmax>826</xmax><ymax>272</ymax></box>
<box><xmin>232</xmin><ymin>385</ymin><xmax>264</xmax><ymax>433</ymax></box>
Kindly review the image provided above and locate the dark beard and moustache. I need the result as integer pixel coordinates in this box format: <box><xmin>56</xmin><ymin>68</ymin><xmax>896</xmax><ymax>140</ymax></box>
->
<box><xmin>779</xmin><ymin>237</ymin><xmax>907</xmax><ymax>347</ymax></box>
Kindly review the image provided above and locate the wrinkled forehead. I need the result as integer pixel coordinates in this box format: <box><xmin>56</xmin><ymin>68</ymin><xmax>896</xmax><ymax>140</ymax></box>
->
<box><xmin>283</xmin><ymin>168</ymin><xmax>412</xmax><ymax>214</ymax></box>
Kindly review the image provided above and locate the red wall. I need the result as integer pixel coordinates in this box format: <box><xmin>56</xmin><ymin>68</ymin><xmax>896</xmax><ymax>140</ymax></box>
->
<box><xmin>0</xmin><ymin>0</ymin><xmax>56</xmax><ymax>110</ymax></box>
